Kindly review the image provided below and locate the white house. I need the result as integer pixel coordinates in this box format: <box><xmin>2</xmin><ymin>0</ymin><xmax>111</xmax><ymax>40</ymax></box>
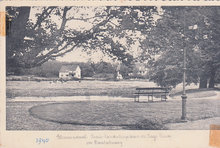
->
<box><xmin>59</xmin><ymin>65</ymin><xmax>81</xmax><ymax>80</ymax></box>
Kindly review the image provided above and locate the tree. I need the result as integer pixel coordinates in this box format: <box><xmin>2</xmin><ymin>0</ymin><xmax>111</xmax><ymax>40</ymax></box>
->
<box><xmin>194</xmin><ymin>7</ymin><xmax>220</xmax><ymax>88</ymax></box>
<box><xmin>6</xmin><ymin>6</ymin><xmax>157</xmax><ymax>74</ymax></box>
<box><xmin>118</xmin><ymin>63</ymin><xmax>133</xmax><ymax>78</ymax></box>
<box><xmin>142</xmin><ymin>7</ymin><xmax>220</xmax><ymax>88</ymax></box>
<box><xmin>6</xmin><ymin>7</ymin><xmax>31</xmax><ymax>74</ymax></box>
<box><xmin>79</xmin><ymin>62</ymin><xmax>95</xmax><ymax>77</ymax></box>
<box><xmin>93</xmin><ymin>61</ymin><xmax>115</xmax><ymax>74</ymax></box>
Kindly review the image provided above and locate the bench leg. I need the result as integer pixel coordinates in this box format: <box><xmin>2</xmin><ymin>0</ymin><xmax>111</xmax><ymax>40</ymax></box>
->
<box><xmin>134</xmin><ymin>95</ymin><xmax>140</xmax><ymax>102</ymax></box>
<box><xmin>134</xmin><ymin>96</ymin><xmax>139</xmax><ymax>102</ymax></box>
<box><xmin>161</xmin><ymin>95</ymin><xmax>167</xmax><ymax>101</ymax></box>
<box><xmin>147</xmin><ymin>95</ymin><xmax>154</xmax><ymax>102</ymax></box>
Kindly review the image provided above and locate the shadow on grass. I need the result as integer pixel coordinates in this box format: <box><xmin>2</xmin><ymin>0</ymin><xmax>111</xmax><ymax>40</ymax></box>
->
<box><xmin>29</xmin><ymin>104</ymin><xmax>167</xmax><ymax>130</ymax></box>
<box><xmin>27</xmin><ymin>98</ymin><xmax>220</xmax><ymax>130</ymax></box>
<box><xmin>30</xmin><ymin>108</ymin><xmax>167</xmax><ymax>130</ymax></box>
<box><xmin>29</xmin><ymin>110</ymin><xmax>131</xmax><ymax>127</ymax></box>
<box><xmin>125</xmin><ymin>119</ymin><xmax>168</xmax><ymax>130</ymax></box>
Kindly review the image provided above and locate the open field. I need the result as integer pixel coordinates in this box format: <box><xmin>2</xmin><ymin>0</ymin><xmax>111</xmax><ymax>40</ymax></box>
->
<box><xmin>6</xmin><ymin>80</ymin><xmax>158</xmax><ymax>98</ymax></box>
<box><xmin>6</xmin><ymin>80</ymin><xmax>209</xmax><ymax>98</ymax></box>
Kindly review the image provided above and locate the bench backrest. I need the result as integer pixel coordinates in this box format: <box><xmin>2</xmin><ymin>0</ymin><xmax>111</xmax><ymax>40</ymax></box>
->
<box><xmin>136</xmin><ymin>87</ymin><xmax>169</xmax><ymax>93</ymax></box>
<box><xmin>136</xmin><ymin>87</ymin><xmax>168</xmax><ymax>90</ymax></box>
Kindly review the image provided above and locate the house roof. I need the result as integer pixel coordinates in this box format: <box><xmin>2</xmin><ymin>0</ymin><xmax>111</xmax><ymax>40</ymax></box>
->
<box><xmin>59</xmin><ymin>65</ymin><xmax>79</xmax><ymax>73</ymax></box>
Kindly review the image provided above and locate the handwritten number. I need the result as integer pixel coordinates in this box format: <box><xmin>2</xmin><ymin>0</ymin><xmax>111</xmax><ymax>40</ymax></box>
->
<box><xmin>36</xmin><ymin>138</ymin><xmax>49</xmax><ymax>144</ymax></box>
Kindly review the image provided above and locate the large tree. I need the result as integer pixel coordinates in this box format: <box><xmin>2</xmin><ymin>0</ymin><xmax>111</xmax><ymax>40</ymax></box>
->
<box><xmin>6</xmin><ymin>6</ymin><xmax>157</xmax><ymax>74</ymax></box>
<box><xmin>6</xmin><ymin>7</ymin><xmax>31</xmax><ymax>74</ymax></box>
<box><xmin>195</xmin><ymin>7</ymin><xmax>220</xmax><ymax>88</ymax></box>
<box><xmin>143</xmin><ymin>6</ymin><xmax>220</xmax><ymax>88</ymax></box>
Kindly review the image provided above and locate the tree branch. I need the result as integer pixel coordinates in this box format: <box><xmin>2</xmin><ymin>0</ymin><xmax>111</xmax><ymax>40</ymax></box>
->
<box><xmin>33</xmin><ymin>7</ymin><xmax>56</xmax><ymax>30</ymax></box>
<box><xmin>67</xmin><ymin>14</ymin><xmax>107</xmax><ymax>21</ymax></box>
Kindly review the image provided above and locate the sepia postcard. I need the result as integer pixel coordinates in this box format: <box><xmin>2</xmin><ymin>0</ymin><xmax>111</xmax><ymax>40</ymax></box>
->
<box><xmin>0</xmin><ymin>0</ymin><xmax>220</xmax><ymax>148</ymax></box>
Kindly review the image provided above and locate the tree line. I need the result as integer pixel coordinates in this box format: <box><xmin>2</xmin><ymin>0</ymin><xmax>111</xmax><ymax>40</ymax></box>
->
<box><xmin>15</xmin><ymin>60</ymin><xmax>146</xmax><ymax>79</ymax></box>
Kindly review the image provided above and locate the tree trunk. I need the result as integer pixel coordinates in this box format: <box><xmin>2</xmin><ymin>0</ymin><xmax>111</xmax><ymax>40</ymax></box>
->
<box><xmin>208</xmin><ymin>67</ymin><xmax>216</xmax><ymax>88</ymax></box>
<box><xmin>199</xmin><ymin>73</ymin><xmax>208</xmax><ymax>88</ymax></box>
<box><xmin>6</xmin><ymin>7</ymin><xmax>31</xmax><ymax>72</ymax></box>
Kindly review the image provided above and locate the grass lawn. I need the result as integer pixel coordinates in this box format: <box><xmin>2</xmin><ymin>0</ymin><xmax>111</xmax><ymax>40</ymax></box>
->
<box><xmin>7</xmin><ymin>98</ymin><xmax>220</xmax><ymax>130</ymax></box>
<box><xmin>6</xmin><ymin>80</ymin><xmax>220</xmax><ymax>130</ymax></box>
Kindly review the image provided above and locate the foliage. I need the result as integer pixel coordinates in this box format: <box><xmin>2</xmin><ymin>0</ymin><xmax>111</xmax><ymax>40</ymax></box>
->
<box><xmin>22</xmin><ymin>61</ymin><xmax>64</xmax><ymax>77</ymax></box>
<box><xmin>144</xmin><ymin>7</ymin><xmax>220</xmax><ymax>88</ymax></box>
<box><xmin>78</xmin><ymin>62</ymin><xmax>95</xmax><ymax>77</ymax></box>
<box><xmin>117</xmin><ymin>63</ymin><xmax>134</xmax><ymax>78</ymax></box>
<box><xmin>93</xmin><ymin>61</ymin><xmax>115</xmax><ymax>74</ymax></box>
<box><xmin>19</xmin><ymin>60</ymin><xmax>117</xmax><ymax>78</ymax></box>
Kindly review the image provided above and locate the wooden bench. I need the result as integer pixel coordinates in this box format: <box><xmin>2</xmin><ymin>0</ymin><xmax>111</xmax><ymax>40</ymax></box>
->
<box><xmin>134</xmin><ymin>87</ymin><xmax>169</xmax><ymax>102</ymax></box>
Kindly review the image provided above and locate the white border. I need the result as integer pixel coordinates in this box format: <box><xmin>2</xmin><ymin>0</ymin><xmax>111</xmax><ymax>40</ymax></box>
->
<box><xmin>1</xmin><ymin>1</ymin><xmax>219</xmax><ymax>148</ymax></box>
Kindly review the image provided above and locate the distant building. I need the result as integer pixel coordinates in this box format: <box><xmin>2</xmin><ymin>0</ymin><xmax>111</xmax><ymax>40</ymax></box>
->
<box><xmin>116</xmin><ymin>63</ymin><xmax>123</xmax><ymax>80</ymax></box>
<box><xmin>135</xmin><ymin>63</ymin><xmax>148</xmax><ymax>76</ymax></box>
<box><xmin>59</xmin><ymin>65</ymin><xmax>81</xmax><ymax>80</ymax></box>
<box><xmin>116</xmin><ymin>71</ymin><xmax>123</xmax><ymax>80</ymax></box>
<box><xmin>137</xmin><ymin>66</ymin><xmax>147</xmax><ymax>75</ymax></box>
